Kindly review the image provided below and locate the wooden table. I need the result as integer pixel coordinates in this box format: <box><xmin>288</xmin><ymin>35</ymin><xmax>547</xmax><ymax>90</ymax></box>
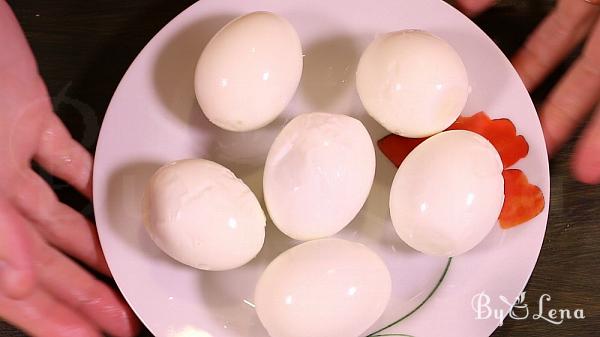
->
<box><xmin>2</xmin><ymin>0</ymin><xmax>599</xmax><ymax>336</ymax></box>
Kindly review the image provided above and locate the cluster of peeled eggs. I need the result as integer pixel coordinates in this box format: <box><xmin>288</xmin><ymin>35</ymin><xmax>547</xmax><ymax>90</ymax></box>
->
<box><xmin>143</xmin><ymin>11</ymin><xmax>505</xmax><ymax>337</ymax></box>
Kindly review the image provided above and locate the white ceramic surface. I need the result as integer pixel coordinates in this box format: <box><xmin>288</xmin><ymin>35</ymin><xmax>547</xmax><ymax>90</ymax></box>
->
<box><xmin>93</xmin><ymin>0</ymin><xmax>550</xmax><ymax>336</ymax></box>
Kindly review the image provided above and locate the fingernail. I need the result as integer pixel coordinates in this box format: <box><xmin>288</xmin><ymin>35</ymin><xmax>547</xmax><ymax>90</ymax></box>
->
<box><xmin>0</xmin><ymin>261</ymin><xmax>35</xmax><ymax>299</ymax></box>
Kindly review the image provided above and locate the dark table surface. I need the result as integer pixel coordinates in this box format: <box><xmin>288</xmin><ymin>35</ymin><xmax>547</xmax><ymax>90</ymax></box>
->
<box><xmin>2</xmin><ymin>0</ymin><xmax>599</xmax><ymax>336</ymax></box>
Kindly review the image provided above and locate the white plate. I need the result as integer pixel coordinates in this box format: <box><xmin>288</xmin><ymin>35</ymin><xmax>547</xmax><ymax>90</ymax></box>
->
<box><xmin>93</xmin><ymin>0</ymin><xmax>550</xmax><ymax>336</ymax></box>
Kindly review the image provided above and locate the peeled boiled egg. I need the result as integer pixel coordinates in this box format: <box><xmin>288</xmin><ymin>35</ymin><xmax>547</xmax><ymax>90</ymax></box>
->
<box><xmin>194</xmin><ymin>12</ymin><xmax>303</xmax><ymax>132</ymax></box>
<box><xmin>390</xmin><ymin>130</ymin><xmax>504</xmax><ymax>256</ymax></box>
<box><xmin>356</xmin><ymin>30</ymin><xmax>469</xmax><ymax>138</ymax></box>
<box><xmin>263</xmin><ymin>113</ymin><xmax>376</xmax><ymax>241</ymax></box>
<box><xmin>255</xmin><ymin>238</ymin><xmax>391</xmax><ymax>337</ymax></box>
<box><xmin>143</xmin><ymin>159</ymin><xmax>265</xmax><ymax>271</ymax></box>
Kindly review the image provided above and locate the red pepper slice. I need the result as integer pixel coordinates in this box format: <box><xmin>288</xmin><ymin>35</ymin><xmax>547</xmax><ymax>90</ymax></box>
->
<box><xmin>499</xmin><ymin>169</ymin><xmax>545</xmax><ymax>229</ymax></box>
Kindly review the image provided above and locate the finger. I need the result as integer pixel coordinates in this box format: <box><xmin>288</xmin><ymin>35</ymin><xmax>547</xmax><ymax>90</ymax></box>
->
<box><xmin>572</xmin><ymin>104</ymin><xmax>600</xmax><ymax>184</ymax></box>
<box><xmin>10</xmin><ymin>169</ymin><xmax>110</xmax><ymax>275</ymax></box>
<box><xmin>34</xmin><ymin>112</ymin><xmax>93</xmax><ymax>199</ymax></box>
<box><xmin>511</xmin><ymin>0</ymin><xmax>599</xmax><ymax>91</ymax></box>
<box><xmin>0</xmin><ymin>0</ymin><xmax>49</xmax><ymax>121</ymax></box>
<box><xmin>452</xmin><ymin>0</ymin><xmax>496</xmax><ymax>17</ymax></box>
<box><xmin>540</xmin><ymin>21</ymin><xmax>600</xmax><ymax>155</ymax></box>
<box><xmin>0</xmin><ymin>0</ymin><xmax>37</xmax><ymax>74</ymax></box>
<box><xmin>32</xmin><ymin>232</ymin><xmax>140</xmax><ymax>337</ymax></box>
<box><xmin>0</xmin><ymin>287</ymin><xmax>101</xmax><ymax>337</ymax></box>
<box><xmin>0</xmin><ymin>198</ymin><xmax>35</xmax><ymax>299</ymax></box>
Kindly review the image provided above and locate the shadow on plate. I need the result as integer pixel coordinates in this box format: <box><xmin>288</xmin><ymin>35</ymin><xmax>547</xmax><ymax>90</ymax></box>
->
<box><xmin>153</xmin><ymin>14</ymin><xmax>237</xmax><ymax>129</ymax></box>
<box><xmin>183</xmin><ymin>109</ymin><xmax>291</xmax><ymax>204</ymax></box>
<box><xmin>299</xmin><ymin>34</ymin><xmax>361</xmax><ymax>111</ymax></box>
<box><xmin>105</xmin><ymin>160</ymin><xmax>172</xmax><ymax>262</ymax></box>
<box><xmin>197</xmin><ymin>222</ymin><xmax>297</xmax><ymax>336</ymax></box>
<box><xmin>200</xmin><ymin>112</ymin><xmax>290</xmax><ymax>184</ymax></box>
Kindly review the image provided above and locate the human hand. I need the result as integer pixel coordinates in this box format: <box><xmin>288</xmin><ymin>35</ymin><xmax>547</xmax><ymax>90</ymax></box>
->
<box><xmin>0</xmin><ymin>1</ymin><xmax>139</xmax><ymax>336</ymax></box>
<box><xmin>454</xmin><ymin>0</ymin><xmax>600</xmax><ymax>184</ymax></box>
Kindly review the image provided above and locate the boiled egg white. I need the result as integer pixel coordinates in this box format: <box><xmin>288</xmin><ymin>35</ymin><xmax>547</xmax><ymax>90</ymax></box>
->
<box><xmin>255</xmin><ymin>238</ymin><xmax>391</xmax><ymax>337</ymax></box>
<box><xmin>263</xmin><ymin>113</ymin><xmax>376</xmax><ymax>241</ymax></box>
<box><xmin>356</xmin><ymin>30</ymin><xmax>469</xmax><ymax>137</ymax></box>
<box><xmin>390</xmin><ymin>130</ymin><xmax>504</xmax><ymax>256</ymax></box>
<box><xmin>194</xmin><ymin>12</ymin><xmax>303</xmax><ymax>132</ymax></box>
<box><xmin>143</xmin><ymin>159</ymin><xmax>265</xmax><ymax>270</ymax></box>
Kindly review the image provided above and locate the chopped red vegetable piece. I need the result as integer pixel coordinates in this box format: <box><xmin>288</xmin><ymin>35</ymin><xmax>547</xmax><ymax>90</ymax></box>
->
<box><xmin>499</xmin><ymin>169</ymin><xmax>545</xmax><ymax>229</ymax></box>
<box><xmin>377</xmin><ymin>135</ymin><xmax>425</xmax><ymax>168</ymax></box>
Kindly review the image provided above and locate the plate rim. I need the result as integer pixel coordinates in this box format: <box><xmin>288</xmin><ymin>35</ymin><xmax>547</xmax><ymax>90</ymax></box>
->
<box><xmin>92</xmin><ymin>0</ymin><xmax>551</xmax><ymax>336</ymax></box>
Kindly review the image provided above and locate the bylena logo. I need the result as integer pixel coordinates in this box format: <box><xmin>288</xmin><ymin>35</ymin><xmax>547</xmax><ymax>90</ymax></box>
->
<box><xmin>472</xmin><ymin>291</ymin><xmax>585</xmax><ymax>326</ymax></box>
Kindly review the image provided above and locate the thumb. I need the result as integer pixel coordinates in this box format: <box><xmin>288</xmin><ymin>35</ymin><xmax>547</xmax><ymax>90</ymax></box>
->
<box><xmin>453</xmin><ymin>0</ymin><xmax>497</xmax><ymax>17</ymax></box>
<box><xmin>0</xmin><ymin>198</ymin><xmax>36</xmax><ymax>299</ymax></box>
